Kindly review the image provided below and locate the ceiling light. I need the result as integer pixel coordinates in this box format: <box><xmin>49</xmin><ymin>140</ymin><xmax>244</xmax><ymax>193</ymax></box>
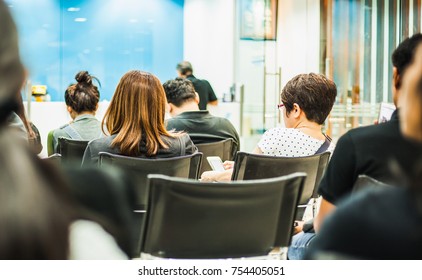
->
<box><xmin>67</xmin><ymin>7</ymin><xmax>80</xmax><ymax>12</ymax></box>
<box><xmin>74</xmin><ymin>18</ymin><xmax>87</xmax><ymax>22</ymax></box>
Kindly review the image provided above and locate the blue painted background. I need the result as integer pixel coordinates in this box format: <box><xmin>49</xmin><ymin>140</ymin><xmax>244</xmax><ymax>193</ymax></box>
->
<box><xmin>6</xmin><ymin>0</ymin><xmax>184</xmax><ymax>101</ymax></box>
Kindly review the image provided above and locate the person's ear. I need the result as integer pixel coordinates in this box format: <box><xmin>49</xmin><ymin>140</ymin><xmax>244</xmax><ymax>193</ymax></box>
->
<box><xmin>67</xmin><ymin>106</ymin><xmax>73</xmax><ymax>114</ymax></box>
<box><xmin>292</xmin><ymin>103</ymin><xmax>302</xmax><ymax>119</ymax></box>
<box><xmin>194</xmin><ymin>92</ymin><xmax>200</xmax><ymax>104</ymax></box>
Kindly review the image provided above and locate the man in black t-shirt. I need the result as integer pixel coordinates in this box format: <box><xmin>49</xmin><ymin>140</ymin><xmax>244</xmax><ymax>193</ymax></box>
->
<box><xmin>163</xmin><ymin>78</ymin><xmax>239</xmax><ymax>159</ymax></box>
<box><xmin>176</xmin><ymin>61</ymin><xmax>218</xmax><ymax>110</ymax></box>
<box><xmin>314</xmin><ymin>34</ymin><xmax>422</xmax><ymax>232</ymax></box>
<box><xmin>288</xmin><ymin>34</ymin><xmax>422</xmax><ymax>260</ymax></box>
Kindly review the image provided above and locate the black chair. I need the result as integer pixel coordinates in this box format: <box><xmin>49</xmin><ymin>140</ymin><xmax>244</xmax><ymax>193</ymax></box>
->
<box><xmin>58</xmin><ymin>137</ymin><xmax>89</xmax><ymax>164</ymax></box>
<box><xmin>352</xmin><ymin>174</ymin><xmax>392</xmax><ymax>194</ymax></box>
<box><xmin>64</xmin><ymin>166</ymin><xmax>137</xmax><ymax>258</ymax></box>
<box><xmin>231</xmin><ymin>151</ymin><xmax>331</xmax><ymax>219</ymax></box>
<box><xmin>141</xmin><ymin>173</ymin><xmax>306</xmax><ymax>259</ymax></box>
<box><xmin>195</xmin><ymin>138</ymin><xmax>233</xmax><ymax>174</ymax></box>
<box><xmin>98</xmin><ymin>152</ymin><xmax>203</xmax><ymax>255</ymax></box>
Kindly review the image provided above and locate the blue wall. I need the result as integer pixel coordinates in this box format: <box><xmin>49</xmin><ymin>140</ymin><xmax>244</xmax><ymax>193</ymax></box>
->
<box><xmin>6</xmin><ymin>0</ymin><xmax>184</xmax><ymax>101</ymax></box>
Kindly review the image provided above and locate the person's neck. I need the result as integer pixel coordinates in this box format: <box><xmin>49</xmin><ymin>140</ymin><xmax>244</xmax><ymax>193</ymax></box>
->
<box><xmin>293</xmin><ymin>120</ymin><xmax>325</xmax><ymax>140</ymax></box>
<box><xmin>171</xmin><ymin>102</ymin><xmax>200</xmax><ymax>117</ymax></box>
<box><xmin>72</xmin><ymin>111</ymin><xmax>95</xmax><ymax>120</ymax></box>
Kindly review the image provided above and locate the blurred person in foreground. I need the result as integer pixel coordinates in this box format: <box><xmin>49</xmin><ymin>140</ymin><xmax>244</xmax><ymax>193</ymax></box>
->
<box><xmin>306</xmin><ymin>45</ymin><xmax>422</xmax><ymax>260</ymax></box>
<box><xmin>0</xmin><ymin>0</ymin><xmax>126</xmax><ymax>259</ymax></box>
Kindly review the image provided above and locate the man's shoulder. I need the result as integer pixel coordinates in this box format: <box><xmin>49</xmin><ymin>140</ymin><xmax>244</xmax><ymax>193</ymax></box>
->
<box><xmin>344</xmin><ymin>120</ymin><xmax>400</xmax><ymax>142</ymax></box>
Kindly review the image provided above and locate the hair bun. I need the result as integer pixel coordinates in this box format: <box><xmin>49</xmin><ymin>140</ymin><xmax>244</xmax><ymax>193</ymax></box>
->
<box><xmin>75</xmin><ymin>71</ymin><xmax>92</xmax><ymax>85</ymax></box>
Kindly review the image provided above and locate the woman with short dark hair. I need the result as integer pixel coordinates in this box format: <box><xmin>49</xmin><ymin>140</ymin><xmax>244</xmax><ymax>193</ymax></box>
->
<box><xmin>201</xmin><ymin>73</ymin><xmax>337</xmax><ymax>182</ymax></box>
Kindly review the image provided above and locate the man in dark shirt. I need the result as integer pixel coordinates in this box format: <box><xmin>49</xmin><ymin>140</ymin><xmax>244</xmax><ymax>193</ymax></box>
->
<box><xmin>176</xmin><ymin>61</ymin><xmax>218</xmax><ymax>110</ymax></box>
<box><xmin>307</xmin><ymin>51</ymin><xmax>422</xmax><ymax>259</ymax></box>
<box><xmin>163</xmin><ymin>78</ymin><xmax>239</xmax><ymax>159</ymax></box>
<box><xmin>314</xmin><ymin>33</ymin><xmax>422</xmax><ymax>232</ymax></box>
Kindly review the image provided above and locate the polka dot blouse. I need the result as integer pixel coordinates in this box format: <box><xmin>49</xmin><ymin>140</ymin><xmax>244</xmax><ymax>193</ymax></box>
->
<box><xmin>257</xmin><ymin>127</ymin><xmax>336</xmax><ymax>157</ymax></box>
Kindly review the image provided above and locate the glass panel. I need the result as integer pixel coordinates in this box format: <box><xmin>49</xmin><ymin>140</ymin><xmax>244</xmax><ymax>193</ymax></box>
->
<box><xmin>236</xmin><ymin>0</ymin><xmax>278</xmax><ymax>151</ymax></box>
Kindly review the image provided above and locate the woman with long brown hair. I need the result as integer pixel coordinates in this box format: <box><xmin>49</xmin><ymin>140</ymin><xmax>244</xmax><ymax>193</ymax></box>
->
<box><xmin>82</xmin><ymin>70</ymin><xmax>196</xmax><ymax>165</ymax></box>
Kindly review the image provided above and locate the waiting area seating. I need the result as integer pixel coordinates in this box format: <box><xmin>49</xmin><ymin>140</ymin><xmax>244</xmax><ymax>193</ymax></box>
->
<box><xmin>57</xmin><ymin>137</ymin><xmax>89</xmax><ymax>164</ymax></box>
<box><xmin>98</xmin><ymin>152</ymin><xmax>203</xmax><ymax>255</ymax></box>
<box><xmin>231</xmin><ymin>151</ymin><xmax>331</xmax><ymax>219</ymax></box>
<box><xmin>140</xmin><ymin>173</ymin><xmax>306</xmax><ymax>259</ymax></box>
<box><xmin>195</xmin><ymin>138</ymin><xmax>233</xmax><ymax>174</ymax></box>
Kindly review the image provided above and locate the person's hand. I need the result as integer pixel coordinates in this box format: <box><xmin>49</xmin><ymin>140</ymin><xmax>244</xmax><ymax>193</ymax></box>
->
<box><xmin>223</xmin><ymin>160</ymin><xmax>234</xmax><ymax>170</ymax></box>
<box><xmin>293</xmin><ymin>220</ymin><xmax>304</xmax><ymax>235</ymax></box>
<box><xmin>200</xmin><ymin>169</ymin><xmax>233</xmax><ymax>182</ymax></box>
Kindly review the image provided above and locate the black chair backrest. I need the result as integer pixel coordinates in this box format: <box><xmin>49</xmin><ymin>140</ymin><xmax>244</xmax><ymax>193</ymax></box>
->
<box><xmin>195</xmin><ymin>138</ymin><xmax>233</xmax><ymax>174</ymax></box>
<box><xmin>352</xmin><ymin>175</ymin><xmax>392</xmax><ymax>194</ymax></box>
<box><xmin>141</xmin><ymin>173</ymin><xmax>306</xmax><ymax>259</ymax></box>
<box><xmin>58</xmin><ymin>137</ymin><xmax>89</xmax><ymax>164</ymax></box>
<box><xmin>98</xmin><ymin>152</ymin><xmax>203</xmax><ymax>209</ymax></box>
<box><xmin>232</xmin><ymin>151</ymin><xmax>330</xmax><ymax>205</ymax></box>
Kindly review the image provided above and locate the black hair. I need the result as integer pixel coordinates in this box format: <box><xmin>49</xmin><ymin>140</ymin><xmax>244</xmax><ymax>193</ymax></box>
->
<box><xmin>281</xmin><ymin>73</ymin><xmax>337</xmax><ymax>125</ymax></box>
<box><xmin>64</xmin><ymin>71</ymin><xmax>100</xmax><ymax>113</ymax></box>
<box><xmin>392</xmin><ymin>33</ymin><xmax>422</xmax><ymax>89</ymax></box>
<box><xmin>0</xmin><ymin>1</ymin><xmax>24</xmax><ymax>124</ymax></box>
<box><xmin>176</xmin><ymin>61</ymin><xmax>193</xmax><ymax>76</ymax></box>
<box><xmin>163</xmin><ymin>78</ymin><xmax>197</xmax><ymax>107</ymax></box>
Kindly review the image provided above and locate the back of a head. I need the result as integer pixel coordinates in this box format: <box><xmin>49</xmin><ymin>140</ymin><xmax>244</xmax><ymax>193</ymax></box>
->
<box><xmin>281</xmin><ymin>73</ymin><xmax>337</xmax><ymax>125</ymax></box>
<box><xmin>104</xmin><ymin>70</ymin><xmax>171</xmax><ymax>156</ymax></box>
<box><xmin>163</xmin><ymin>78</ymin><xmax>197</xmax><ymax>107</ymax></box>
<box><xmin>392</xmin><ymin>33</ymin><xmax>422</xmax><ymax>89</ymax></box>
<box><xmin>176</xmin><ymin>61</ymin><xmax>193</xmax><ymax>75</ymax></box>
<box><xmin>65</xmin><ymin>71</ymin><xmax>100</xmax><ymax>114</ymax></box>
<box><xmin>0</xmin><ymin>1</ymin><xmax>25</xmax><ymax>124</ymax></box>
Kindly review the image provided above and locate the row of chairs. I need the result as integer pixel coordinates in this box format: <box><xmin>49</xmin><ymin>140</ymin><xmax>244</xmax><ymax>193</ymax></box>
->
<box><xmin>48</xmin><ymin>137</ymin><xmax>330</xmax><ymax>258</ymax></box>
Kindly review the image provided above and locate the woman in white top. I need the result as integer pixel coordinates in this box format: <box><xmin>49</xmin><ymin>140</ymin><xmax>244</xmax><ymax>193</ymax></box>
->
<box><xmin>201</xmin><ymin>73</ymin><xmax>337</xmax><ymax>182</ymax></box>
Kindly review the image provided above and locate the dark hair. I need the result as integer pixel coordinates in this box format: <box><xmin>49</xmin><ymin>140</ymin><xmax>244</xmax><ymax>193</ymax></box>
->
<box><xmin>65</xmin><ymin>71</ymin><xmax>100</xmax><ymax>113</ymax></box>
<box><xmin>176</xmin><ymin>61</ymin><xmax>193</xmax><ymax>75</ymax></box>
<box><xmin>281</xmin><ymin>73</ymin><xmax>337</xmax><ymax>125</ymax></box>
<box><xmin>163</xmin><ymin>78</ymin><xmax>197</xmax><ymax>107</ymax></box>
<box><xmin>0</xmin><ymin>1</ymin><xmax>25</xmax><ymax>124</ymax></box>
<box><xmin>0</xmin><ymin>132</ymin><xmax>75</xmax><ymax>259</ymax></box>
<box><xmin>392</xmin><ymin>33</ymin><xmax>422</xmax><ymax>89</ymax></box>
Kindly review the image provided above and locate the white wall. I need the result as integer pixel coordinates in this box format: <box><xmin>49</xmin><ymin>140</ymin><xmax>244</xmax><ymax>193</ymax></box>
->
<box><xmin>183</xmin><ymin>0</ymin><xmax>235</xmax><ymax>98</ymax></box>
<box><xmin>277</xmin><ymin>0</ymin><xmax>320</xmax><ymax>84</ymax></box>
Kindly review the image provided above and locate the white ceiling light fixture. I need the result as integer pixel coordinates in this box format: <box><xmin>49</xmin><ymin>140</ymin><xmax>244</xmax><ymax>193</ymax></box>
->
<box><xmin>67</xmin><ymin>7</ymin><xmax>80</xmax><ymax>12</ymax></box>
<box><xmin>74</xmin><ymin>18</ymin><xmax>87</xmax><ymax>22</ymax></box>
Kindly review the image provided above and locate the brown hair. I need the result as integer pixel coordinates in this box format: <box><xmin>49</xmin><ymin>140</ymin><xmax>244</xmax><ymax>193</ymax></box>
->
<box><xmin>103</xmin><ymin>70</ymin><xmax>175</xmax><ymax>156</ymax></box>
<box><xmin>281</xmin><ymin>73</ymin><xmax>337</xmax><ymax>125</ymax></box>
<box><xmin>65</xmin><ymin>71</ymin><xmax>100</xmax><ymax>113</ymax></box>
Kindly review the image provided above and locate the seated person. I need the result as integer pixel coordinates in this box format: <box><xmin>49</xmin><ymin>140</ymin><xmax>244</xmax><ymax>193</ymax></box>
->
<box><xmin>82</xmin><ymin>70</ymin><xmax>197</xmax><ymax>166</ymax></box>
<box><xmin>48</xmin><ymin>71</ymin><xmax>102</xmax><ymax>155</ymax></box>
<box><xmin>0</xmin><ymin>2</ymin><xmax>125</xmax><ymax>259</ymax></box>
<box><xmin>201</xmin><ymin>73</ymin><xmax>337</xmax><ymax>182</ymax></box>
<box><xmin>306</xmin><ymin>46</ymin><xmax>422</xmax><ymax>260</ymax></box>
<box><xmin>314</xmin><ymin>34</ymin><xmax>422</xmax><ymax>233</ymax></box>
<box><xmin>290</xmin><ymin>34</ymin><xmax>422</xmax><ymax>260</ymax></box>
<box><xmin>163</xmin><ymin>77</ymin><xmax>240</xmax><ymax>159</ymax></box>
